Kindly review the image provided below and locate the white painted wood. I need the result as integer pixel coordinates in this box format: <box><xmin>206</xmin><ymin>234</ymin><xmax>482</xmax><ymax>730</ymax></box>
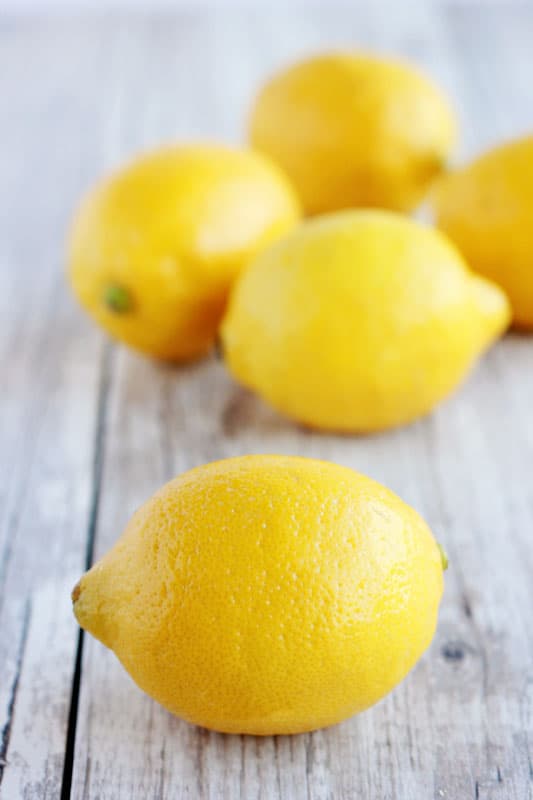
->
<box><xmin>1</xmin><ymin>6</ymin><xmax>532</xmax><ymax>799</ymax></box>
<box><xmin>0</xmin><ymin>22</ymin><xmax>127</xmax><ymax>800</ymax></box>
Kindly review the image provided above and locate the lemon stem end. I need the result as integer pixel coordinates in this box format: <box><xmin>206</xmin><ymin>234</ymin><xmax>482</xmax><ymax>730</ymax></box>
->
<box><xmin>103</xmin><ymin>284</ymin><xmax>133</xmax><ymax>313</ymax></box>
<box><xmin>437</xmin><ymin>542</ymin><xmax>449</xmax><ymax>571</ymax></box>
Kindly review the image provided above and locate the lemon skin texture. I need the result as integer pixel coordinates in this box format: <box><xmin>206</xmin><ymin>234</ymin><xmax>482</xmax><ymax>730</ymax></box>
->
<box><xmin>73</xmin><ymin>455</ymin><xmax>445</xmax><ymax>736</ymax></box>
<box><xmin>433</xmin><ymin>136</ymin><xmax>533</xmax><ymax>329</ymax></box>
<box><xmin>249</xmin><ymin>52</ymin><xmax>457</xmax><ymax>215</ymax></box>
<box><xmin>221</xmin><ymin>210</ymin><xmax>510</xmax><ymax>432</ymax></box>
<box><xmin>68</xmin><ymin>145</ymin><xmax>300</xmax><ymax>361</ymax></box>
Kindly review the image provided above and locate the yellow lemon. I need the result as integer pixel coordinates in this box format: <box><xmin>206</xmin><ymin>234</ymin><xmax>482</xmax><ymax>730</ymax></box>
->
<box><xmin>73</xmin><ymin>455</ymin><xmax>446</xmax><ymax>735</ymax></box>
<box><xmin>67</xmin><ymin>144</ymin><xmax>300</xmax><ymax>361</ymax></box>
<box><xmin>221</xmin><ymin>210</ymin><xmax>510</xmax><ymax>432</ymax></box>
<box><xmin>249</xmin><ymin>52</ymin><xmax>456</xmax><ymax>215</ymax></box>
<box><xmin>433</xmin><ymin>135</ymin><xmax>533</xmax><ymax>329</ymax></box>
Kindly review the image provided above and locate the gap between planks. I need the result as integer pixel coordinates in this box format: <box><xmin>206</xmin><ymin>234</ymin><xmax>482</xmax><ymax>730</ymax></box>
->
<box><xmin>59</xmin><ymin>345</ymin><xmax>114</xmax><ymax>800</ymax></box>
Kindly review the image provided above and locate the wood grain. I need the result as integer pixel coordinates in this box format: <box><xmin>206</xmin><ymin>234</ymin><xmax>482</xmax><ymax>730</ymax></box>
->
<box><xmin>0</xmin><ymin>21</ymin><xmax>120</xmax><ymax>799</ymax></box>
<box><xmin>1</xmin><ymin>6</ymin><xmax>532</xmax><ymax>799</ymax></box>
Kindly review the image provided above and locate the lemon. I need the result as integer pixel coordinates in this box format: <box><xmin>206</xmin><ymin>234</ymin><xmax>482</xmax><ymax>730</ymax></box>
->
<box><xmin>221</xmin><ymin>210</ymin><xmax>510</xmax><ymax>432</ymax></box>
<box><xmin>249</xmin><ymin>52</ymin><xmax>456</xmax><ymax>215</ymax></box>
<box><xmin>73</xmin><ymin>455</ymin><xmax>445</xmax><ymax>735</ymax></box>
<box><xmin>67</xmin><ymin>144</ymin><xmax>300</xmax><ymax>361</ymax></box>
<box><xmin>433</xmin><ymin>135</ymin><xmax>533</xmax><ymax>329</ymax></box>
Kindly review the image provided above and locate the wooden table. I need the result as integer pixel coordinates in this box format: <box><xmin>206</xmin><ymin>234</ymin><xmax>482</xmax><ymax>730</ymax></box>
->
<box><xmin>1</xmin><ymin>5</ymin><xmax>533</xmax><ymax>799</ymax></box>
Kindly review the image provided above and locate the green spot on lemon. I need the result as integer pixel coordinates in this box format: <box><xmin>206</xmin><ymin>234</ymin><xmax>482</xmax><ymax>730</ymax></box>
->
<box><xmin>103</xmin><ymin>284</ymin><xmax>133</xmax><ymax>313</ymax></box>
<box><xmin>437</xmin><ymin>542</ymin><xmax>449</xmax><ymax>571</ymax></box>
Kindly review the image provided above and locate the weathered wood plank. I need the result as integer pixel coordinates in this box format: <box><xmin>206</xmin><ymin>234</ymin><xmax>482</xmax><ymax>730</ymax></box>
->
<box><xmin>0</xmin><ymin>21</ymin><xmax>124</xmax><ymax>800</ymax></box>
<box><xmin>69</xmin><ymin>7</ymin><xmax>533</xmax><ymax>799</ymax></box>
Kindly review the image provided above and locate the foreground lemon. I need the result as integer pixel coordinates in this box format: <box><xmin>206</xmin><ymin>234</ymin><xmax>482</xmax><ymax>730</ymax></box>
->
<box><xmin>221</xmin><ymin>210</ymin><xmax>510</xmax><ymax>432</ymax></box>
<box><xmin>249</xmin><ymin>52</ymin><xmax>456</xmax><ymax>215</ymax></box>
<box><xmin>67</xmin><ymin>145</ymin><xmax>300</xmax><ymax>361</ymax></box>
<box><xmin>433</xmin><ymin>135</ymin><xmax>533</xmax><ymax>329</ymax></box>
<box><xmin>73</xmin><ymin>455</ymin><xmax>445</xmax><ymax>735</ymax></box>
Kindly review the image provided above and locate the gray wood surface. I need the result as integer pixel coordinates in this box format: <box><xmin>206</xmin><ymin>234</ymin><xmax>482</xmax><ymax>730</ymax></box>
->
<box><xmin>1</xmin><ymin>5</ymin><xmax>532</xmax><ymax>799</ymax></box>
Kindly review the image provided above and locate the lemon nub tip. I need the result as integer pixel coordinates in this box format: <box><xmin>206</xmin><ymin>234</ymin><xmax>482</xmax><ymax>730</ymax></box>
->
<box><xmin>103</xmin><ymin>284</ymin><xmax>133</xmax><ymax>314</ymax></box>
<box><xmin>471</xmin><ymin>275</ymin><xmax>511</xmax><ymax>334</ymax></box>
<box><xmin>71</xmin><ymin>582</ymin><xmax>82</xmax><ymax>603</ymax></box>
<box><xmin>437</xmin><ymin>542</ymin><xmax>449</xmax><ymax>571</ymax></box>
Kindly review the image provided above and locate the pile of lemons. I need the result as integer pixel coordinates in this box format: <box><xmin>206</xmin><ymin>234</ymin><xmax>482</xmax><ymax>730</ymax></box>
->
<box><xmin>69</xmin><ymin>52</ymin><xmax>530</xmax><ymax>736</ymax></box>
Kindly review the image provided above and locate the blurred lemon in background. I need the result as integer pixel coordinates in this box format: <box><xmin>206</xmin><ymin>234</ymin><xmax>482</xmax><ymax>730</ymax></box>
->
<box><xmin>433</xmin><ymin>135</ymin><xmax>533</xmax><ymax>329</ymax></box>
<box><xmin>249</xmin><ymin>52</ymin><xmax>457</xmax><ymax>215</ymax></box>
<box><xmin>68</xmin><ymin>144</ymin><xmax>300</xmax><ymax>361</ymax></box>
<box><xmin>73</xmin><ymin>455</ymin><xmax>445</xmax><ymax>735</ymax></box>
<box><xmin>222</xmin><ymin>210</ymin><xmax>510</xmax><ymax>432</ymax></box>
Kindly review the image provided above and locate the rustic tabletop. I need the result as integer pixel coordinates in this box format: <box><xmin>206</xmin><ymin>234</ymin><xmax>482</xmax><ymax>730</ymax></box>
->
<box><xmin>1</xmin><ymin>4</ymin><xmax>533</xmax><ymax>799</ymax></box>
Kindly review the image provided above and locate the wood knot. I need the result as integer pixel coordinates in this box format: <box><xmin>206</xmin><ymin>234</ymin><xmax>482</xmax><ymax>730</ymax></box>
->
<box><xmin>441</xmin><ymin>641</ymin><xmax>466</xmax><ymax>662</ymax></box>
